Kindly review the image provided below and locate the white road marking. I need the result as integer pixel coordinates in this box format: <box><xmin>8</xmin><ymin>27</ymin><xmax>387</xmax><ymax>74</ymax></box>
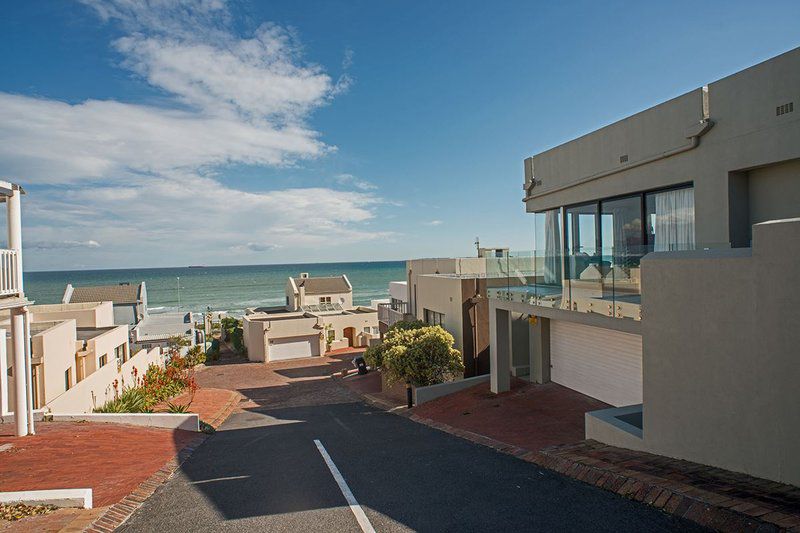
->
<box><xmin>189</xmin><ymin>475</ymin><xmax>250</xmax><ymax>485</ymax></box>
<box><xmin>314</xmin><ymin>439</ymin><xmax>376</xmax><ymax>533</ymax></box>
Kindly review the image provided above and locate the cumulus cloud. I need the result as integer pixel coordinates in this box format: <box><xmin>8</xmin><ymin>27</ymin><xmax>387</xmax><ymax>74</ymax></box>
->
<box><xmin>0</xmin><ymin>0</ymin><xmax>392</xmax><ymax>268</ymax></box>
<box><xmin>425</xmin><ymin>220</ymin><xmax>443</xmax><ymax>226</ymax></box>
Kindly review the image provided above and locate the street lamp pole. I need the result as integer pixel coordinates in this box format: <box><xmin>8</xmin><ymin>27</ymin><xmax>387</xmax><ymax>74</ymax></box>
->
<box><xmin>176</xmin><ymin>276</ymin><xmax>181</xmax><ymax>309</ymax></box>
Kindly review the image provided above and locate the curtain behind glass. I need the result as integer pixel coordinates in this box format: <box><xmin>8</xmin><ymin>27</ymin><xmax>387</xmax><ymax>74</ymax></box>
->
<box><xmin>654</xmin><ymin>188</ymin><xmax>695</xmax><ymax>251</ymax></box>
<box><xmin>544</xmin><ymin>209</ymin><xmax>562</xmax><ymax>284</ymax></box>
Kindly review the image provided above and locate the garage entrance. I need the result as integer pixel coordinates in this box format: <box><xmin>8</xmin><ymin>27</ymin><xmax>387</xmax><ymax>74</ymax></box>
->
<box><xmin>268</xmin><ymin>335</ymin><xmax>321</xmax><ymax>361</ymax></box>
<box><xmin>550</xmin><ymin>321</ymin><xmax>642</xmax><ymax>407</ymax></box>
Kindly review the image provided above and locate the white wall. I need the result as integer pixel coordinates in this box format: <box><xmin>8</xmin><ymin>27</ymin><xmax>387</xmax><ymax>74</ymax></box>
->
<box><xmin>30</xmin><ymin>302</ymin><xmax>115</xmax><ymax>328</ymax></box>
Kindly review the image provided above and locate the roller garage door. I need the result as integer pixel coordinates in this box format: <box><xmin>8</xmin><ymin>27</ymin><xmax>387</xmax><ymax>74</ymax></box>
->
<box><xmin>550</xmin><ymin>321</ymin><xmax>642</xmax><ymax>407</ymax></box>
<box><xmin>268</xmin><ymin>335</ymin><xmax>320</xmax><ymax>361</ymax></box>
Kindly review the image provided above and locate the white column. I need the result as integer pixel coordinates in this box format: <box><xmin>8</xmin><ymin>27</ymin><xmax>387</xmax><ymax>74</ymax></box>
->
<box><xmin>11</xmin><ymin>308</ymin><xmax>27</xmax><ymax>436</ymax></box>
<box><xmin>0</xmin><ymin>328</ymin><xmax>8</xmax><ymax>415</ymax></box>
<box><xmin>7</xmin><ymin>188</ymin><xmax>23</xmax><ymax>295</ymax></box>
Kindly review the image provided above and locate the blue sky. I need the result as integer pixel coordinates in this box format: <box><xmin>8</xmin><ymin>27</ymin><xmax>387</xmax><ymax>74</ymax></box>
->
<box><xmin>1</xmin><ymin>0</ymin><xmax>799</xmax><ymax>271</ymax></box>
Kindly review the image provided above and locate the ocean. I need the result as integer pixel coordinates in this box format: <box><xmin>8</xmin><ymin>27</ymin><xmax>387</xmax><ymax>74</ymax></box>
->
<box><xmin>24</xmin><ymin>261</ymin><xmax>406</xmax><ymax>316</ymax></box>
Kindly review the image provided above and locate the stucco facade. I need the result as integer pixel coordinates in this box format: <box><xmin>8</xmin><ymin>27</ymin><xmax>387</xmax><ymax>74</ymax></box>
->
<box><xmin>489</xmin><ymin>47</ymin><xmax>800</xmax><ymax>486</ymax></box>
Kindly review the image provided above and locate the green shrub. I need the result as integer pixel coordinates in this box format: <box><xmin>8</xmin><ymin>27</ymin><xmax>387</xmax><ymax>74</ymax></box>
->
<box><xmin>166</xmin><ymin>401</ymin><xmax>190</xmax><ymax>413</ymax></box>
<box><xmin>95</xmin><ymin>386</ymin><xmax>150</xmax><ymax>413</ymax></box>
<box><xmin>231</xmin><ymin>326</ymin><xmax>245</xmax><ymax>354</ymax></box>
<box><xmin>383</xmin><ymin>325</ymin><xmax>464</xmax><ymax>387</ymax></box>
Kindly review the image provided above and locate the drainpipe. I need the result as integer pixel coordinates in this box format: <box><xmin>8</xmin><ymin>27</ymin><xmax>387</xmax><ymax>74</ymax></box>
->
<box><xmin>522</xmin><ymin>119</ymin><xmax>714</xmax><ymax>202</ymax></box>
<box><xmin>23</xmin><ymin>308</ymin><xmax>34</xmax><ymax>434</ymax></box>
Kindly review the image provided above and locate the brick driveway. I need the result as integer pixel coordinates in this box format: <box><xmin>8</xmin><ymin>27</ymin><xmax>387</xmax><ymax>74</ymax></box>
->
<box><xmin>196</xmin><ymin>354</ymin><xmax>360</xmax><ymax>411</ymax></box>
<box><xmin>412</xmin><ymin>378</ymin><xmax>609</xmax><ymax>451</ymax></box>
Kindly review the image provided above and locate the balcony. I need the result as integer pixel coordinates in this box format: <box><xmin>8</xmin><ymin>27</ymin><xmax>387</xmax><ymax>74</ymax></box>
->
<box><xmin>0</xmin><ymin>249</ymin><xmax>21</xmax><ymax>298</ymax></box>
<box><xmin>485</xmin><ymin>247</ymin><xmax>649</xmax><ymax>321</ymax></box>
<box><xmin>378</xmin><ymin>301</ymin><xmax>410</xmax><ymax>327</ymax></box>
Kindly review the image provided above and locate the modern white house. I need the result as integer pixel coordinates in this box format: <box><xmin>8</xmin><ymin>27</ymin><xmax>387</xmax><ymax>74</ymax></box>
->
<box><xmin>0</xmin><ymin>180</ymin><xmax>34</xmax><ymax>437</ymax></box>
<box><xmin>376</xmin><ymin>280</ymin><xmax>410</xmax><ymax>331</ymax></box>
<box><xmin>488</xmin><ymin>47</ymin><xmax>800</xmax><ymax>486</ymax></box>
<box><xmin>243</xmin><ymin>273</ymin><xmax>378</xmax><ymax>362</ymax></box>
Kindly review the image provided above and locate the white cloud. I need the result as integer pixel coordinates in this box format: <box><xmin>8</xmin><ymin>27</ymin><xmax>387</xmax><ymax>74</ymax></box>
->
<box><xmin>335</xmin><ymin>173</ymin><xmax>378</xmax><ymax>191</ymax></box>
<box><xmin>0</xmin><ymin>1</ymin><xmax>396</xmax><ymax>269</ymax></box>
<box><xmin>425</xmin><ymin>220</ymin><xmax>443</xmax><ymax>226</ymax></box>
<box><xmin>27</xmin><ymin>240</ymin><xmax>101</xmax><ymax>250</ymax></box>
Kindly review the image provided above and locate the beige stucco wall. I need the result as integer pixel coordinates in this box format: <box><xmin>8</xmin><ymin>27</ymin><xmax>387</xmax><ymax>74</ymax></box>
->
<box><xmin>47</xmin><ymin>347</ymin><xmax>164</xmax><ymax>413</ymax></box>
<box><xmin>244</xmin><ymin>310</ymin><xmax>379</xmax><ymax>362</ymax></box>
<box><xmin>641</xmin><ymin>218</ymin><xmax>800</xmax><ymax>486</ymax></box>
<box><xmin>83</xmin><ymin>326</ymin><xmax>129</xmax><ymax>375</ymax></box>
<box><xmin>30</xmin><ymin>302</ymin><xmax>115</xmax><ymax>328</ymax></box>
<box><xmin>32</xmin><ymin>320</ymin><xmax>78</xmax><ymax>405</ymax></box>
<box><xmin>525</xmin><ymin>47</ymin><xmax>800</xmax><ymax>249</ymax></box>
<box><xmin>414</xmin><ymin>275</ymin><xmax>465</xmax><ymax>354</ymax></box>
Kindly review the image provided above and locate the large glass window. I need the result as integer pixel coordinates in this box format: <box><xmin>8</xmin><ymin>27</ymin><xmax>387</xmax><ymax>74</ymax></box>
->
<box><xmin>566</xmin><ymin>203</ymin><xmax>599</xmax><ymax>280</ymax></box>
<box><xmin>601</xmin><ymin>195</ymin><xmax>643</xmax><ymax>268</ymax></box>
<box><xmin>645</xmin><ymin>187</ymin><xmax>695</xmax><ymax>251</ymax></box>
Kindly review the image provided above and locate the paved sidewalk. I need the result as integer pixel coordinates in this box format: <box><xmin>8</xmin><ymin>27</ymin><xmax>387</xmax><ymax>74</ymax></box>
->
<box><xmin>0</xmin><ymin>422</ymin><xmax>196</xmax><ymax>507</ymax></box>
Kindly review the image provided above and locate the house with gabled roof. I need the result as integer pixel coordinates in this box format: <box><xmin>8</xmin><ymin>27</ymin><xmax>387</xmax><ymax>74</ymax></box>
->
<box><xmin>285</xmin><ymin>273</ymin><xmax>353</xmax><ymax>311</ymax></box>
<box><xmin>63</xmin><ymin>282</ymin><xmax>148</xmax><ymax>326</ymax></box>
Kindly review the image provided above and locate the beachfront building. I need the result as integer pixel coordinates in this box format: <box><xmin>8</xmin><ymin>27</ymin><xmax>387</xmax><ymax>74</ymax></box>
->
<box><xmin>285</xmin><ymin>273</ymin><xmax>353</xmax><ymax>311</ymax></box>
<box><xmin>63</xmin><ymin>281</ymin><xmax>148</xmax><ymax>326</ymax></box>
<box><xmin>243</xmin><ymin>273</ymin><xmax>378</xmax><ymax>362</ymax></box>
<box><xmin>0</xmin><ymin>180</ymin><xmax>34</xmax><ymax>437</ymax></box>
<box><xmin>406</xmin><ymin>255</ymin><xmax>521</xmax><ymax>378</ymax></box>
<box><xmin>488</xmin><ymin>48</ymin><xmax>800</xmax><ymax>486</ymax></box>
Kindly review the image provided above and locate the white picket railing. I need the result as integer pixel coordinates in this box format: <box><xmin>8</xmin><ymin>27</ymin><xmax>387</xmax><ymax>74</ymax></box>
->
<box><xmin>0</xmin><ymin>249</ymin><xmax>20</xmax><ymax>297</ymax></box>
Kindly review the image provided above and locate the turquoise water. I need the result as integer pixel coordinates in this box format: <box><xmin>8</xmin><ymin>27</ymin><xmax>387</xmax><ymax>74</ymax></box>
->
<box><xmin>24</xmin><ymin>261</ymin><xmax>406</xmax><ymax>316</ymax></box>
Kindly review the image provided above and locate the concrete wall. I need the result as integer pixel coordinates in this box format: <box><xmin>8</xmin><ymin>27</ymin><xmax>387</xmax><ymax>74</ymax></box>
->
<box><xmin>389</xmin><ymin>281</ymin><xmax>408</xmax><ymax>302</ymax></box>
<box><xmin>47</xmin><ymin>347</ymin><xmax>164</xmax><ymax>413</ymax></box>
<box><xmin>407</xmin><ymin>258</ymin><xmax>488</xmax><ymax>316</ymax></box>
<box><xmin>525</xmin><ymin>47</ymin><xmax>800</xmax><ymax>249</ymax></box>
<box><xmin>747</xmin><ymin>158</ymin><xmax>800</xmax><ymax>229</ymax></box>
<box><xmin>113</xmin><ymin>304</ymin><xmax>137</xmax><ymax>326</ymax></box>
<box><xmin>30</xmin><ymin>302</ymin><xmax>115</xmax><ymax>328</ymax></box>
<box><xmin>641</xmin><ymin>217</ymin><xmax>800</xmax><ymax>486</ymax></box>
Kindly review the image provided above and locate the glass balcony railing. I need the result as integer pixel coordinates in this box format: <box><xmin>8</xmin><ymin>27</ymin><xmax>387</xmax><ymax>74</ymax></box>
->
<box><xmin>486</xmin><ymin>246</ymin><xmax>653</xmax><ymax>321</ymax></box>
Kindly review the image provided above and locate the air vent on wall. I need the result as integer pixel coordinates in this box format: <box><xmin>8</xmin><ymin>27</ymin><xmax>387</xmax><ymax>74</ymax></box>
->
<box><xmin>776</xmin><ymin>102</ymin><xmax>794</xmax><ymax>116</ymax></box>
<box><xmin>619</xmin><ymin>154</ymin><xmax>629</xmax><ymax>163</ymax></box>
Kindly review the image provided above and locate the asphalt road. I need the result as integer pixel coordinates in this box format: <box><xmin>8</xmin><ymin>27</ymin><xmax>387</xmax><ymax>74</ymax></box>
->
<box><xmin>120</xmin><ymin>399</ymin><xmax>707</xmax><ymax>532</ymax></box>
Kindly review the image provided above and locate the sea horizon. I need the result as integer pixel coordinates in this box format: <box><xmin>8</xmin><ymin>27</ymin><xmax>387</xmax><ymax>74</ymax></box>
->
<box><xmin>24</xmin><ymin>260</ymin><xmax>407</xmax><ymax>317</ymax></box>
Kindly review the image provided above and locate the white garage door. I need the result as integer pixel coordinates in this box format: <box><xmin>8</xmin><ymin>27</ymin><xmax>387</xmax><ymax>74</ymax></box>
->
<box><xmin>550</xmin><ymin>321</ymin><xmax>642</xmax><ymax>407</ymax></box>
<box><xmin>268</xmin><ymin>335</ymin><xmax>320</xmax><ymax>361</ymax></box>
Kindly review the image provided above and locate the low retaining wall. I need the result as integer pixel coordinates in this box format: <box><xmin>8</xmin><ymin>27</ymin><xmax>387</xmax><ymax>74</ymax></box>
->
<box><xmin>51</xmin><ymin>413</ymin><xmax>200</xmax><ymax>432</ymax></box>
<box><xmin>0</xmin><ymin>488</ymin><xmax>92</xmax><ymax>509</ymax></box>
<box><xmin>413</xmin><ymin>374</ymin><xmax>490</xmax><ymax>405</ymax></box>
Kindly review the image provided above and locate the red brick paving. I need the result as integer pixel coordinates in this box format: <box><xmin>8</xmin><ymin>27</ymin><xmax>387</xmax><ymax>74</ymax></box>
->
<box><xmin>0</xmin><ymin>422</ymin><xmax>196</xmax><ymax>507</ymax></box>
<box><xmin>412</xmin><ymin>379</ymin><xmax>609</xmax><ymax>451</ymax></box>
<box><xmin>153</xmin><ymin>387</ymin><xmax>241</xmax><ymax>428</ymax></box>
